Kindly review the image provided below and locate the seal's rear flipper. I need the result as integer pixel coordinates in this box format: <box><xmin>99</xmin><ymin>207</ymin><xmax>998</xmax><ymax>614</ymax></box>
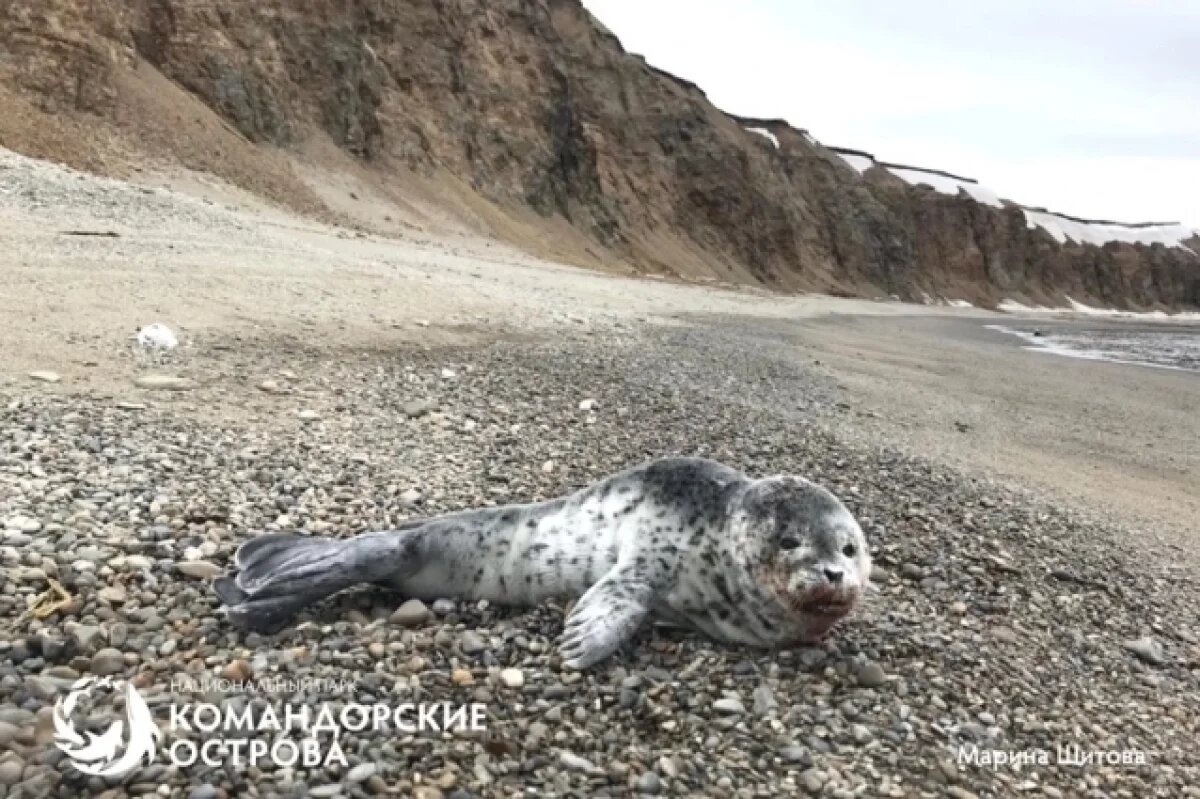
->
<box><xmin>217</xmin><ymin>531</ymin><xmax>419</xmax><ymax>634</ymax></box>
<box><xmin>559</xmin><ymin>568</ymin><xmax>654</xmax><ymax>669</ymax></box>
<box><xmin>213</xmin><ymin>575</ymin><xmax>247</xmax><ymax>605</ymax></box>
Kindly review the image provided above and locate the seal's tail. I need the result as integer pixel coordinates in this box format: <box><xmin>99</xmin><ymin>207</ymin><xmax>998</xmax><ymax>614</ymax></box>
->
<box><xmin>215</xmin><ymin>530</ymin><xmax>419</xmax><ymax>634</ymax></box>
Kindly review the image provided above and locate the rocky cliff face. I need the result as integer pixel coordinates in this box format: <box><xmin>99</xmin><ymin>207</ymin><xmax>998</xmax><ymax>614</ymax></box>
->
<box><xmin>2</xmin><ymin>0</ymin><xmax>1197</xmax><ymax>308</ymax></box>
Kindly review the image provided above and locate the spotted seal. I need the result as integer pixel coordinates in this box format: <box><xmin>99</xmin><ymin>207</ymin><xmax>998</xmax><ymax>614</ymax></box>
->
<box><xmin>215</xmin><ymin>457</ymin><xmax>871</xmax><ymax>668</ymax></box>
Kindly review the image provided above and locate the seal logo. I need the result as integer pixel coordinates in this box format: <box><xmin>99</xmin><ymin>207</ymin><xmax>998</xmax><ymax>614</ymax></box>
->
<box><xmin>53</xmin><ymin>676</ymin><xmax>161</xmax><ymax>778</ymax></box>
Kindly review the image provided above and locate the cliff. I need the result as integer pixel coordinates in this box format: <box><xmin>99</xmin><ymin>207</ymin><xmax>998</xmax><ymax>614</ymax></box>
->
<box><xmin>1</xmin><ymin>0</ymin><xmax>1196</xmax><ymax>309</ymax></box>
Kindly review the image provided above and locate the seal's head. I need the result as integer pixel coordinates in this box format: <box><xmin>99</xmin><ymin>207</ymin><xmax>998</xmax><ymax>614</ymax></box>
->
<box><xmin>735</xmin><ymin>476</ymin><xmax>871</xmax><ymax>640</ymax></box>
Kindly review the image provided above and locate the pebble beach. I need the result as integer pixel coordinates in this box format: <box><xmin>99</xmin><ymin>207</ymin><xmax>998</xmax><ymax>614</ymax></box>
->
<box><xmin>2</xmin><ymin>320</ymin><xmax>1198</xmax><ymax>798</ymax></box>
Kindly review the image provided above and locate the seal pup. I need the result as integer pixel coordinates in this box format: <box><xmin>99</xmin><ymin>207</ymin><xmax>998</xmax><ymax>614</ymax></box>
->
<box><xmin>215</xmin><ymin>457</ymin><xmax>870</xmax><ymax>668</ymax></box>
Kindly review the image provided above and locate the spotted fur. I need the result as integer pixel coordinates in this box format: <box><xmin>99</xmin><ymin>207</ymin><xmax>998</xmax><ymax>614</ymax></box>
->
<box><xmin>216</xmin><ymin>457</ymin><xmax>871</xmax><ymax>668</ymax></box>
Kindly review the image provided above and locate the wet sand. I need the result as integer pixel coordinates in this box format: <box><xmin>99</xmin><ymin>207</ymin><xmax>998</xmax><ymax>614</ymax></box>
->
<box><xmin>760</xmin><ymin>312</ymin><xmax>1200</xmax><ymax>553</ymax></box>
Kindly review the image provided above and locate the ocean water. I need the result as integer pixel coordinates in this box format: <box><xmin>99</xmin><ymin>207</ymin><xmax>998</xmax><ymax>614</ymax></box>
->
<box><xmin>986</xmin><ymin>324</ymin><xmax>1200</xmax><ymax>373</ymax></box>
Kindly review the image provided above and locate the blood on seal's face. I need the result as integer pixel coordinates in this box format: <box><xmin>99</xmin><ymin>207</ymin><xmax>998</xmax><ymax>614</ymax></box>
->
<box><xmin>739</xmin><ymin>477</ymin><xmax>871</xmax><ymax>641</ymax></box>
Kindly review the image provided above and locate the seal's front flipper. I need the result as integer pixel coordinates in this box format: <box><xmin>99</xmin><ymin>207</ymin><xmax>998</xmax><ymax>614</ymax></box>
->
<box><xmin>218</xmin><ymin>530</ymin><xmax>420</xmax><ymax>634</ymax></box>
<box><xmin>559</xmin><ymin>570</ymin><xmax>653</xmax><ymax>669</ymax></box>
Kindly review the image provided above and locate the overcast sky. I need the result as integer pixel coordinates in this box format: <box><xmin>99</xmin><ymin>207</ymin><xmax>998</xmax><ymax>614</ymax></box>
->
<box><xmin>582</xmin><ymin>0</ymin><xmax>1200</xmax><ymax>228</ymax></box>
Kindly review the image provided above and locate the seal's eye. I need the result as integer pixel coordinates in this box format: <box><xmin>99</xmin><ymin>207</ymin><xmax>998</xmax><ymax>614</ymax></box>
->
<box><xmin>842</xmin><ymin>544</ymin><xmax>857</xmax><ymax>557</ymax></box>
<box><xmin>779</xmin><ymin>536</ymin><xmax>802</xmax><ymax>551</ymax></box>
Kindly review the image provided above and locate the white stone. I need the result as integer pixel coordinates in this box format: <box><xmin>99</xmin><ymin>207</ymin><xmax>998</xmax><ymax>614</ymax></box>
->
<box><xmin>136</xmin><ymin>323</ymin><xmax>178</xmax><ymax>349</ymax></box>
<box><xmin>499</xmin><ymin>668</ymin><xmax>525</xmax><ymax>688</ymax></box>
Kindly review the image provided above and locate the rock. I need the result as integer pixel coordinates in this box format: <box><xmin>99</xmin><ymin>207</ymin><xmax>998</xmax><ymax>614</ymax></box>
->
<box><xmin>850</xmin><ymin>724</ymin><xmax>873</xmax><ymax>743</ymax></box>
<box><xmin>187</xmin><ymin>785</ymin><xmax>219</xmax><ymax>799</ymax></box>
<box><xmin>6</xmin><ymin>515</ymin><xmax>41</xmax><ymax>533</ymax></box>
<box><xmin>1124</xmin><ymin>636</ymin><xmax>1166</xmax><ymax>666</ymax></box>
<box><xmin>136</xmin><ymin>323</ymin><xmax>179</xmax><ymax>349</ymax></box>
<box><xmin>346</xmin><ymin>763</ymin><xmax>377</xmax><ymax>783</ymax></box>
<box><xmin>90</xmin><ymin>648</ymin><xmax>125</xmax><ymax>676</ymax></box>
<box><xmin>578</xmin><ymin>398</ymin><xmax>597</xmax><ymax>411</ymax></box>
<box><xmin>106</xmin><ymin>623</ymin><xmax>128</xmax><ymax>648</ymax></box>
<box><xmin>404</xmin><ymin>399</ymin><xmax>437</xmax><ymax>418</ymax></box>
<box><xmin>0</xmin><ymin>757</ymin><xmax>24</xmax><ymax>786</ymax></box>
<box><xmin>431</xmin><ymin>599</ymin><xmax>457</xmax><ymax>615</ymax></box>
<box><xmin>400</xmin><ymin>488</ymin><xmax>422</xmax><ymax>506</ymax></box>
<box><xmin>297</xmin><ymin>409</ymin><xmax>321</xmax><ymax>422</ymax></box>
<box><xmin>258</xmin><ymin>379</ymin><xmax>281</xmax><ymax>393</ymax></box>
<box><xmin>98</xmin><ymin>585</ymin><xmax>127</xmax><ymax>603</ymax></box>
<box><xmin>607</xmin><ymin>762</ymin><xmax>630</xmax><ymax>782</ymax></box>
<box><xmin>309</xmin><ymin>786</ymin><xmax>344</xmax><ymax>798</ymax></box>
<box><xmin>779</xmin><ymin>745</ymin><xmax>811</xmax><ymax>766</ymax></box>
<box><xmin>177</xmin><ymin>561</ymin><xmax>221</xmax><ymax>580</ymax></box>
<box><xmin>635</xmin><ymin>771</ymin><xmax>662</xmax><ymax>794</ymax></box>
<box><xmin>752</xmin><ymin>683</ymin><xmax>777</xmax><ymax>714</ymax></box>
<box><xmin>70</xmin><ymin>624</ymin><xmax>104</xmax><ymax>651</ymax></box>
<box><xmin>223</xmin><ymin>659</ymin><xmax>253</xmax><ymax>681</ymax></box>
<box><xmin>390</xmin><ymin>599</ymin><xmax>431</xmax><ymax>627</ymax></box>
<box><xmin>856</xmin><ymin>661</ymin><xmax>886</xmax><ymax>688</ymax></box>
<box><xmin>134</xmin><ymin>375</ymin><xmax>195</xmax><ymax>390</ymax></box>
<box><xmin>498</xmin><ymin>668</ymin><xmax>524</xmax><ymax>689</ymax></box>
<box><xmin>712</xmin><ymin>696</ymin><xmax>745</xmax><ymax>714</ymax></box>
<box><xmin>440</xmin><ymin>368</ymin><xmax>457</xmax><ymax>380</ymax></box>
<box><xmin>28</xmin><ymin>371</ymin><xmax>61</xmax><ymax>383</ymax></box>
<box><xmin>801</xmin><ymin>769</ymin><xmax>825</xmax><ymax>794</ymax></box>
<box><xmin>558</xmin><ymin>751</ymin><xmax>597</xmax><ymax>773</ymax></box>
<box><xmin>451</xmin><ymin>668</ymin><xmax>474</xmax><ymax>685</ymax></box>
<box><xmin>459</xmin><ymin>631</ymin><xmax>487</xmax><ymax>655</ymax></box>
<box><xmin>946</xmin><ymin>788</ymin><xmax>979</xmax><ymax>799</ymax></box>
<box><xmin>989</xmin><ymin>625</ymin><xmax>1020</xmax><ymax>644</ymax></box>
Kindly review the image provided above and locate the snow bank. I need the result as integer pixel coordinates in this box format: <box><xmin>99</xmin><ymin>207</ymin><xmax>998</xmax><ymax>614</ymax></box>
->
<box><xmin>837</xmin><ymin>152</ymin><xmax>876</xmax><ymax>173</ymax></box>
<box><xmin>946</xmin><ymin>299</ymin><xmax>975</xmax><ymax>309</ymax></box>
<box><xmin>1021</xmin><ymin>210</ymin><xmax>1195</xmax><ymax>250</ymax></box>
<box><xmin>885</xmin><ymin>166</ymin><xmax>1004</xmax><ymax>208</ymax></box>
<box><xmin>745</xmin><ymin>127</ymin><xmax>779</xmax><ymax>149</ymax></box>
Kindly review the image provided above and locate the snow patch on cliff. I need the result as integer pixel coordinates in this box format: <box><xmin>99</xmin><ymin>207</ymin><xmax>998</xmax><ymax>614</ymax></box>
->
<box><xmin>886</xmin><ymin>166</ymin><xmax>1004</xmax><ymax>208</ymax></box>
<box><xmin>837</xmin><ymin>152</ymin><xmax>876</xmax><ymax>173</ymax></box>
<box><xmin>827</xmin><ymin>144</ymin><xmax>1195</xmax><ymax>253</ymax></box>
<box><xmin>745</xmin><ymin>127</ymin><xmax>779</xmax><ymax>149</ymax></box>
<box><xmin>1021</xmin><ymin>210</ymin><xmax>1195</xmax><ymax>250</ymax></box>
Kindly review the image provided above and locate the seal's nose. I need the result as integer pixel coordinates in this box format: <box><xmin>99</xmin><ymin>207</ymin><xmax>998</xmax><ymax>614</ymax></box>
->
<box><xmin>823</xmin><ymin>568</ymin><xmax>844</xmax><ymax>584</ymax></box>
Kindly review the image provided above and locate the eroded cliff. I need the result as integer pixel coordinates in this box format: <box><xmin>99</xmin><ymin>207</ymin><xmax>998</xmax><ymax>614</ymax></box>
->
<box><xmin>1</xmin><ymin>0</ymin><xmax>1196</xmax><ymax>308</ymax></box>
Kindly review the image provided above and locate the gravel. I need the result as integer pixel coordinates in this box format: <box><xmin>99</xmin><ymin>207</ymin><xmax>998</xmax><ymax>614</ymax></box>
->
<box><xmin>1</xmin><ymin>319</ymin><xmax>1197</xmax><ymax>797</ymax></box>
